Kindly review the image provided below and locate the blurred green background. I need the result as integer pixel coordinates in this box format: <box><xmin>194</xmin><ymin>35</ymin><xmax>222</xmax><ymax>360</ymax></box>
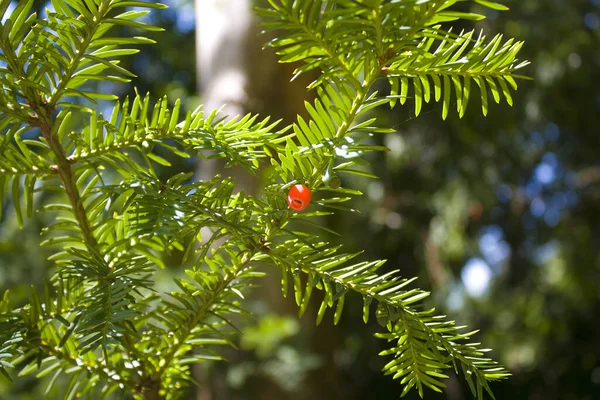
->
<box><xmin>1</xmin><ymin>0</ymin><xmax>600</xmax><ymax>399</ymax></box>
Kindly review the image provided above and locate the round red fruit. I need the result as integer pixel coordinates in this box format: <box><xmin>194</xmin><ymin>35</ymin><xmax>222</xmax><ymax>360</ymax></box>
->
<box><xmin>287</xmin><ymin>184</ymin><xmax>312</xmax><ymax>212</ymax></box>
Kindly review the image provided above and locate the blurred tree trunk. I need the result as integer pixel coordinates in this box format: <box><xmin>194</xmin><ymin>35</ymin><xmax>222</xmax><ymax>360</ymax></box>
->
<box><xmin>194</xmin><ymin>0</ymin><xmax>251</xmax><ymax>188</ymax></box>
<box><xmin>194</xmin><ymin>1</ymin><xmax>340</xmax><ymax>400</ymax></box>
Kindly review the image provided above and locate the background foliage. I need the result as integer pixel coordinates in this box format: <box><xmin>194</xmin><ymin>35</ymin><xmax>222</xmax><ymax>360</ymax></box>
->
<box><xmin>0</xmin><ymin>0</ymin><xmax>599</xmax><ymax>399</ymax></box>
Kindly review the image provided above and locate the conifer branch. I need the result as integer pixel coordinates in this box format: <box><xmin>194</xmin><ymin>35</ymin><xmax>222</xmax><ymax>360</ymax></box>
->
<box><xmin>48</xmin><ymin>6</ymin><xmax>104</xmax><ymax>108</ymax></box>
<box><xmin>0</xmin><ymin>1</ymin><xmax>528</xmax><ymax>398</ymax></box>
<box><xmin>140</xmin><ymin>250</ymin><xmax>255</xmax><ymax>400</ymax></box>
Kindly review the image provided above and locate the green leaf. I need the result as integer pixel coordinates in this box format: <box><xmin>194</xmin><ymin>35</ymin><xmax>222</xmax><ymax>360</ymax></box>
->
<box><xmin>474</xmin><ymin>0</ymin><xmax>510</xmax><ymax>11</ymax></box>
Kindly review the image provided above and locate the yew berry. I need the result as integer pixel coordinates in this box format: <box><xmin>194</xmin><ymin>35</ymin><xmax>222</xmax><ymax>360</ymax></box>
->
<box><xmin>287</xmin><ymin>184</ymin><xmax>312</xmax><ymax>212</ymax></box>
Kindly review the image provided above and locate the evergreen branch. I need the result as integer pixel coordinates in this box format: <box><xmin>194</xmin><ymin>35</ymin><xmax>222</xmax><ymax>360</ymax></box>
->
<box><xmin>63</xmin><ymin>95</ymin><xmax>285</xmax><ymax>174</ymax></box>
<box><xmin>0</xmin><ymin>0</ymin><xmax>529</xmax><ymax>398</ymax></box>
<box><xmin>138</xmin><ymin>245</ymin><xmax>261</xmax><ymax>399</ymax></box>
<box><xmin>255</xmin><ymin>1</ymin><xmax>362</xmax><ymax>88</ymax></box>
<box><xmin>0</xmin><ymin>0</ymin><xmax>38</xmax><ymax>119</ymax></box>
<box><xmin>58</xmin><ymin>248</ymin><xmax>154</xmax><ymax>355</ymax></box>
<box><xmin>101</xmin><ymin>173</ymin><xmax>262</xmax><ymax>249</ymax></box>
<box><xmin>385</xmin><ymin>29</ymin><xmax>529</xmax><ymax>118</ymax></box>
<box><xmin>0</xmin><ymin>1</ymin><xmax>164</xmax><ymax>376</ymax></box>
<box><xmin>265</xmin><ymin>237</ymin><xmax>510</xmax><ymax>397</ymax></box>
<box><xmin>256</xmin><ymin>2</ymin><xmax>525</xmax><ymax>398</ymax></box>
<box><xmin>379</xmin><ymin>316</ymin><xmax>451</xmax><ymax>398</ymax></box>
<box><xmin>5</xmin><ymin>287</ymin><xmax>136</xmax><ymax>397</ymax></box>
<box><xmin>21</xmin><ymin>340</ymin><xmax>128</xmax><ymax>394</ymax></box>
<box><xmin>257</xmin><ymin>67</ymin><xmax>495</xmax><ymax>394</ymax></box>
<box><xmin>256</xmin><ymin>0</ymin><xmax>473</xmax><ymax>88</ymax></box>
<box><xmin>0</xmin><ymin>283</ymin><xmax>121</xmax><ymax>394</ymax></box>
<box><xmin>76</xmin><ymin>174</ymin><xmax>267</xmax><ymax>397</ymax></box>
<box><xmin>48</xmin><ymin>0</ymin><xmax>164</xmax><ymax>107</ymax></box>
<box><xmin>47</xmin><ymin>3</ymin><xmax>106</xmax><ymax>107</ymax></box>
<box><xmin>0</xmin><ymin>0</ymin><xmax>160</xmax><ymax>116</ymax></box>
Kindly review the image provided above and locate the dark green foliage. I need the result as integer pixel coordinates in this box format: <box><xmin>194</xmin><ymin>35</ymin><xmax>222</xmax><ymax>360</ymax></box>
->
<box><xmin>0</xmin><ymin>0</ymin><xmax>528</xmax><ymax>398</ymax></box>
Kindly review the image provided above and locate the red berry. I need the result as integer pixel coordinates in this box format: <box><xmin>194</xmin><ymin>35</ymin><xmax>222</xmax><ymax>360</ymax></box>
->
<box><xmin>287</xmin><ymin>184</ymin><xmax>312</xmax><ymax>212</ymax></box>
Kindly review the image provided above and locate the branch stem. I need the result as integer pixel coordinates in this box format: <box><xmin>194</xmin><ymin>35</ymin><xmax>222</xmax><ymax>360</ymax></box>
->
<box><xmin>37</xmin><ymin>111</ymin><xmax>98</xmax><ymax>249</ymax></box>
